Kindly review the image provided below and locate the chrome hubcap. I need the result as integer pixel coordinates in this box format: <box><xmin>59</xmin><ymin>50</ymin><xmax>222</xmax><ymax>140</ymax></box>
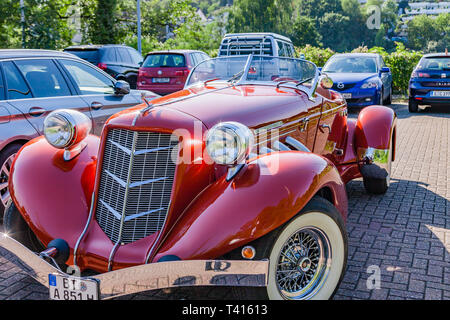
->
<box><xmin>276</xmin><ymin>227</ymin><xmax>331</xmax><ymax>300</ymax></box>
<box><xmin>0</xmin><ymin>153</ymin><xmax>15</xmax><ymax>209</ymax></box>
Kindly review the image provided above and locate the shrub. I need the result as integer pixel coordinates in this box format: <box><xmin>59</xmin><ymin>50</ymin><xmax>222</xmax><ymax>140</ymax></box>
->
<box><xmin>295</xmin><ymin>45</ymin><xmax>335</xmax><ymax>67</ymax></box>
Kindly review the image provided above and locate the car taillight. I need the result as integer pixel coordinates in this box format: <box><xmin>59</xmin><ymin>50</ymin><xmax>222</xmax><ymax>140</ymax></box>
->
<box><xmin>97</xmin><ymin>63</ymin><xmax>107</xmax><ymax>70</ymax></box>
<box><xmin>412</xmin><ymin>71</ymin><xmax>430</xmax><ymax>78</ymax></box>
<box><xmin>175</xmin><ymin>69</ymin><xmax>190</xmax><ymax>77</ymax></box>
<box><xmin>138</xmin><ymin>69</ymin><xmax>147</xmax><ymax>77</ymax></box>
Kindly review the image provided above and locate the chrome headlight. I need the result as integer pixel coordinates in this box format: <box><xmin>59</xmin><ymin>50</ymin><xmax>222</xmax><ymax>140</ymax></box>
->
<box><xmin>206</xmin><ymin>122</ymin><xmax>254</xmax><ymax>165</ymax></box>
<box><xmin>44</xmin><ymin>109</ymin><xmax>91</xmax><ymax>149</ymax></box>
<box><xmin>361</xmin><ymin>81</ymin><xmax>379</xmax><ymax>89</ymax></box>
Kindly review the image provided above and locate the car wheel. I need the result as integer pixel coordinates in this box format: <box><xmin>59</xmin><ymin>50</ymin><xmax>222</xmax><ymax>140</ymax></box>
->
<box><xmin>362</xmin><ymin>137</ymin><xmax>393</xmax><ymax>195</ymax></box>
<box><xmin>0</xmin><ymin>143</ymin><xmax>22</xmax><ymax>220</ymax></box>
<box><xmin>3</xmin><ymin>201</ymin><xmax>45</xmax><ymax>252</ymax></box>
<box><xmin>408</xmin><ymin>98</ymin><xmax>419</xmax><ymax>113</ymax></box>
<box><xmin>378</xmin><ymin>89</ymin><xmax>383</xmax><ymax>105</ymax></box>
<box><xmin>232</xmin><ymin>197</ymin><xmax>347</xmax><ymax>300</ymax></box>
<box><xmin>384</xmin><ymin>87</ymin><xmax>392</xmax><ymax>105</ymax></box>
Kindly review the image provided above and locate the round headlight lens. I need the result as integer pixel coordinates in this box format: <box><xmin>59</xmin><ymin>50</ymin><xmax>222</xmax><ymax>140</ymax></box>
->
<box><xmin>206</xmin><ymin>122</ymin><xmax>254</xmax><ymax>165</ymax></box>
<box><xmin>44</xmin><ymin>109</ymin><xmax>91</xmax><ymax>149</ymax></box>
<box><xmin>44</xmin><ymin>113</ymin><xmax>74</xmax><ymax>148</ymax></box>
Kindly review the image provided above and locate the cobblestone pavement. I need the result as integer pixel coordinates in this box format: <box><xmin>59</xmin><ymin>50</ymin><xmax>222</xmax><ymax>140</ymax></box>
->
<box><xmin>0</xmin><ymin>102</ymin><xmax>448</xmax><ymax>300</ymax></box>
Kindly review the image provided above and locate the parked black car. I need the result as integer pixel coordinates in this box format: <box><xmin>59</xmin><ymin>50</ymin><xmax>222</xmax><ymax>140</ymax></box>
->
<box><xmin>409</xmin><ymin>53</ymin><xmax>450</xmax><ymax>112</ymax></box>
<box><xmin>0</xmin><ymin>49</ymin><xmax>156</xmax><ymax>218</ymax></box>
<box><xmin>64</xmin><ymin>45</ymin><xmax>143</xmax><ymax>89</ymax></box>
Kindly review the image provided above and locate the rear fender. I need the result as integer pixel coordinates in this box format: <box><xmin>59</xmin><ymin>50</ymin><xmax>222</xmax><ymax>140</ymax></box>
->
<box><xmin>354</xmin><ymin>105</ymin><xmax>397</xmax><ymax>179</ymax></box>
<box><xmin>153</xmin><ymin>151</ymin><xmax>347</xmax><ymax>262</ymax></box>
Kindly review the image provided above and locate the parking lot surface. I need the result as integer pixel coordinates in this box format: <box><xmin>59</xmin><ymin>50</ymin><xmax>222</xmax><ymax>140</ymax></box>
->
<box><xmin>0</xmin><ymin>102</ymin><xmax>449</xmax><ymax>300</ymax></box>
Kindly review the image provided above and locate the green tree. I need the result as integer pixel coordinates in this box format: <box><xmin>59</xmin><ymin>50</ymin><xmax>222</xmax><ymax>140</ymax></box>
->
<box><xmin>228</xmin><ymin>0</ymin><xmax>294</xmax><ymax>36</ymax></box>
<box><xmin>406</xmin><ymin>14</ymin><xmax>438</xmax><ymax>51</ymax></box>
<box><xmin>295</xmin><ymin>0</ymin><xmax>343</xmax><ymax>18</ymax></box>
<box><xmin>290</xmin><ymin>15</ymin><xmax>321</xmax><ymax>47</ymax></box>
<box><xmin>22</xmin><ymin>0</ymin><xmax>75</xmax><ymax>49</ymax></box>
<box><xmin>89</xmin><ymin>0</ymin><xmax>119</xmax><ymax>44</ymax></box>
<box><xmin>318</xmin><ymin>12</ymin><xmax>351</xmax><ymax>52</ymax></box>
<box><xmin>0</xmin><ymin>1</ymin><xmax>21</xmax><ymax>48</ymax></box>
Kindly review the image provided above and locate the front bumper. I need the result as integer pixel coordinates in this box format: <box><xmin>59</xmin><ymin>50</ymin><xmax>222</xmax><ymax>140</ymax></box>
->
<box><xmin>337</xmin><ymin>88</ymin><xmax>380</xmax><ymax>107</ymax></box>
<box><xmin>0</xmin><ymin>233</ymin><xmax>269</xmax><ymax>300</ymax></box>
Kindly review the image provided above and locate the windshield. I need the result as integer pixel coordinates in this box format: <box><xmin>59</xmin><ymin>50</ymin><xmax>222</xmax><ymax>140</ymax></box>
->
<box><xmin>323</xmin><ymin>56</ymin><xmax>378</xmax><ymax>73</ymax></box>
<box><xmin>142</xmin><ymin>54</ymin><xmax>186</xmax><ymax>68</ymax></box>
<box><xmin>419</xmin><ymin>57</ymin><xmax>450</xmax><ymax>71</ymax></box>
<box><xmin>185</xmin><ymin>55</ymin><xmax>318</xmax><ymax>92</ymax></box>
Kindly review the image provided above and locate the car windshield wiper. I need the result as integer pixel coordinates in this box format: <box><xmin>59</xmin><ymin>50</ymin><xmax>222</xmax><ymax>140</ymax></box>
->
<box><xmin>227</xmin><ymin>70</ymin><xmax>245</xmax><ymax>83</ymax></box>
<box><xmin>296</xmin><ymin>77</ymin><xmax>314</xmax><ymax>86</ymax></box>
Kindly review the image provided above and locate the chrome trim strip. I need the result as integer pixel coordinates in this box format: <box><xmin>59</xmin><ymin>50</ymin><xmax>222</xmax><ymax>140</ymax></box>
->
<box><xmin>73</xmin><ymin>192</ymin><xmax>96</xmax><ymax>266</ymax></box>
<box><xmin>108</xmin><ymin>241</ymin><xmax>121</xmax><ymax>272</ymax></box>
<box><xmin>285</xmin><ymin>136</ymin><xmax>311</xmax><ymax>152</ymax></box>
<box><xmin>109</xmin><ymin>139</ymin><xmax>132</xmax><ymax>155</ymax></box>
<box><xmin>104</xmin><ymin>170</ymin><xmax>127</xmax><ymax>188</ymax></box>
<box><xmin>124</xmin><ymin>207</ymin><xmax>165</xmax><ymax>222</ymax></box>
<box><xmin>273</xmin><ymin>140</ymin><xmax>291</xmax><ymax>151</ymax></box>
<box><xmin>134</xmin><ymin>145</ymin><xmax>173</xmax><ymax>156</ymax></box>
<box><xmin>129</xmin><ymin>176</ymin><xmax>168</xmax><ymax>189</ymax></box>
<box><xmin>99</xmin><ymin>199</ymin><xmax>122</xmax><ymax>220</ymax></box>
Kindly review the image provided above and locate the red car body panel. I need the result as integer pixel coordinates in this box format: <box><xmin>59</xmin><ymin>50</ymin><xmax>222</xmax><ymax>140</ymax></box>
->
<box><xmin>9</xmin><ymin>81</ymin><xmax>396</xmax><ymax>273</ymax></box>
<box><xmin>153</xmin><ymin>152</ymin><xmax>347</xmax><ymax>262</ymax></box>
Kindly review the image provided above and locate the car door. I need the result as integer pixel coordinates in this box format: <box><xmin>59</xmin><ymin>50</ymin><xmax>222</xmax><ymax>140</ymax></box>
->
<box><xmin>3</xmin><ymin>59</ymin><xmax>91</xmax><ymax>134</ymax></box>
<box><xmin>57</xmin><ymin>58</ymin><xmax>140</xmax><ymax>136</ymax></box>
<box><xmin>313</xmin><ymin>90</ymin><xmax>347</xmax><ymax>163</ymax></box>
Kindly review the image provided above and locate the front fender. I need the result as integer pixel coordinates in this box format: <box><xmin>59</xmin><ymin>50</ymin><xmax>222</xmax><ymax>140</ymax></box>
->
<box><xmin>153</xmin><ymin>151</ymin><xmax>347</xmax><ymax>262</ymax></box>
<box><xmin>9</xmin><ymin>135</ymin><xmax>99</xmax><ymax>251</ymax></box>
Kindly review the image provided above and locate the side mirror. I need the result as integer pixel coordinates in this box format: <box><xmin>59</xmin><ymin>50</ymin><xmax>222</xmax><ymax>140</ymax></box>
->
<box><xmin>318</xmin><ymin>67</ymin><xmax>323</xmax><ymax>72</ymax></box>
<box><xmin>138</xmin><ymin>61</ymin><xmax>143</xmax><ymax>67</ymax></box>
<box><xmin>381</xmin><ymin>67</ymin><xmax>390</xmax><ymax>73</ymax></box>
<box><xmin>114</xmin><ymin>80</ymin><xmax>130</xmax><ymax>95</ymax></box>
<box><xmin>319</xmin><ymin>74</ymin><xmax>333</xmax><ymax>89</ymax></box>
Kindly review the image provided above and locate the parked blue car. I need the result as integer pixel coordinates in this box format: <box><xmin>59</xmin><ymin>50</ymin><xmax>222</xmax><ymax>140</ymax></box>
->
<box><xmin>409</xmin><ymin>53</ymin><xmax>450</xmax><ymax>112</ymax></box>
<box><xmin>321</xmin><ymin>53</ymin><xmax>393</xmax><ymax>107</ymax></box>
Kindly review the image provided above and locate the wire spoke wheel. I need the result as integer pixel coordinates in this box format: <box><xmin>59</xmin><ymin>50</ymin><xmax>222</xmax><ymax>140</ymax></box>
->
<box><xmin>275</xmin><ymin>227</ymin><xmax>332</xmax><ymax>300</ymax></box>
<box><xmin>0</xmin><ymin>153</ymin><xmax>15</xmax><ymax>210</ymax></box>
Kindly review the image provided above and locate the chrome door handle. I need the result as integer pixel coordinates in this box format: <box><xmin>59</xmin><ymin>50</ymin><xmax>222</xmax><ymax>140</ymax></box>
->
<box><xmin>299</xmin><ymin>117</ymin><xmax>310</xmax><ymax>132</ymax></box>
<box><xmin>29</xmin><ymin>107</ymin><xmax>46</xmax><ymax>117</ymax></box>
<box><xmin>320</xmin><ymin>124</ymin><xmax>332</xmax><ymax>134</ymax></box>
<box><xmin>91</xmin><ymin>102</ymin><xmax>103</xmax><ymax>110</ymax></box>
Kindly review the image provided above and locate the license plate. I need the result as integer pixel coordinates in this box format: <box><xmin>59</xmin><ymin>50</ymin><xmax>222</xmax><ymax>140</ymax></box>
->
<box><xmin>153</xmin><ymin>77</ymin><xmax>170</xmax><ymax>83</ymax></box>
<box><xmin>49</xmin><ymin>274</ymin><xmax>99</xmax><ymax>300</ymax></box>
<box><xmin>431</xmin><ymin>91</ymin><xmax>450</xmax><ymax>97</ymax></box>
<box><xmin>342</xmin><ymin>93</ymin><xmax>352</xmax><ymax>99</ymax></box>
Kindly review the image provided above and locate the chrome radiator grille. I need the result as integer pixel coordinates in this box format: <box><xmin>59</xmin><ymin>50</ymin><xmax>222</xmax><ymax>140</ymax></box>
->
<box><xmin>95</xmin><ymin>129</ymin><xmax>178</xmax><ymax>244</ymax></box>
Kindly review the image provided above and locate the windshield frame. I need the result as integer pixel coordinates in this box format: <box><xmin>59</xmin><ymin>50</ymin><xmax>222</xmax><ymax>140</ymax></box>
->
<box><xmin>184</xmin><ymin>54</ymin><xmax>320</xmax><ymax>99</ymax></box>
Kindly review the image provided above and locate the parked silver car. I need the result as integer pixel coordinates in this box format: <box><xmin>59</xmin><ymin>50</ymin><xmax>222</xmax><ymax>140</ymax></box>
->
<box><xmin>0</xmin><ymin>49</ymin><xmax>157</xmax><ymax>217</ymax></box>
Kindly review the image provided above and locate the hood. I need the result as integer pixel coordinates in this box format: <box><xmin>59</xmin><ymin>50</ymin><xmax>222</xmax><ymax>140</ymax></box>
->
<box><xmin>146</xmin><ymin>84</ymin><xmax>309</xmax><ymax>129</ymax></box>
<box><xmin>327</xmin><ymin>73</ymin><xmax>378</xmax><ymax>84</ymax></box>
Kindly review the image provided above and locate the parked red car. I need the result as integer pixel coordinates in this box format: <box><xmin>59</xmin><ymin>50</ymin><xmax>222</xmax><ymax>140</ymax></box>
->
<box><xmin>1</xmin><ymin>55</ymin><xmax>396</xmax><ymax>300</ymax></box>
<box><xmin>137</xmin><ymin>50</ymin><xmax>210</xmax><ymax>95</ymax></box>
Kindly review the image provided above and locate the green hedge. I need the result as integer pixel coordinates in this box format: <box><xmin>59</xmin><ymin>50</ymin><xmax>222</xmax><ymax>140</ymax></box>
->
<box><xmin>296</xmin><ymin>43</ymin><xmax>423</xmax><ymax>94</ymax></box>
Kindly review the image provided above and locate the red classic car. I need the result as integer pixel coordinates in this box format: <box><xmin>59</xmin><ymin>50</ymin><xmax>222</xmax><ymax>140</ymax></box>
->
<box><xmin>0</xmin><ymin>55</ymin><xmax>396</xmax><ymax>300</ymax></box>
